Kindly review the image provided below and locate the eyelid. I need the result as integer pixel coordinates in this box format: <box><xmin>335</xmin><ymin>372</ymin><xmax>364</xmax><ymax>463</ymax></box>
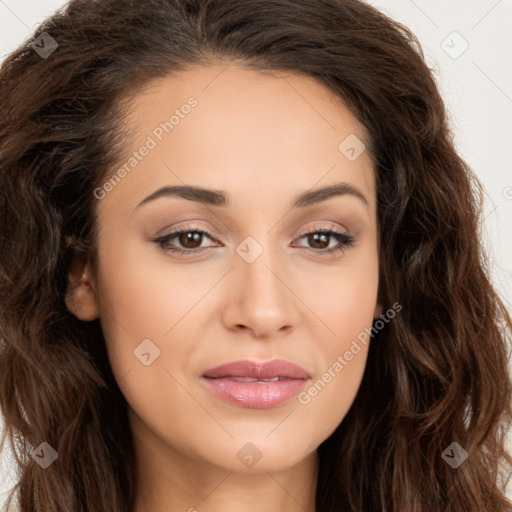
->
<box><xmin>156</xmin><ymin>223</ymin><xmax>219</xmax><ymax>242</ymax></box>
<box><xmin>157</xmin><ymin>221</ymin><xmax>350</xmax><ymax>241</ymax></box>
<box><xmin>152</xmin><ymin>223</ymin><xmax>221</xmax><ymax>254</ymax></box>
<box><xmin>293</xmin><ymin>222</ymin><xmax>348</xmax><ymax>238</ymax></box>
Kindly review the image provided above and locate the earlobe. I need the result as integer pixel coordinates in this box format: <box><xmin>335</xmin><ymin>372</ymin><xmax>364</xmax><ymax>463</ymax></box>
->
<box><xmin>65</xmin><ymin>254</ymin><xmax>99</xmax><ymax>322</ymax></box>
<box><xmin>373</xmin><ymin>302</ymin><xmax>383</xmax><ymax>319</ymax></box>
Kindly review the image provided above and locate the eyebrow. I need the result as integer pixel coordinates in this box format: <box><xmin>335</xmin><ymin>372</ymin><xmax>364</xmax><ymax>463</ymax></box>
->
<box><xmin>135</xmin><ymin>182</ymin><xmax>369</xmax><ymax>210</ymax></box>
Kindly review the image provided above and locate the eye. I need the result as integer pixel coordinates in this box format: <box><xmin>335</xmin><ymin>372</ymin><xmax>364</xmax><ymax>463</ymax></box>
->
<box><xmin>292</xmin><ymin>225</ymin><xmax>357</xmax><ymax>255</ymax></box>
<box><xmin>152</xmin><ymin>223</ymin><xmax>357</xmax><ymax>256</ymax></box>
<box><xmin>153</xmin><ymin>224</ymin><xmax>219</xmax><ymax>256</ymax></box>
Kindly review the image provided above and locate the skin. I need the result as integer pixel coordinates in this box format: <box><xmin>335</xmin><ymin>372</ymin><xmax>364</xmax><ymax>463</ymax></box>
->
<box><xmin>66</xmin><ymin>62</ymin><xmax>382</xmax><ymax>512</ymax></box>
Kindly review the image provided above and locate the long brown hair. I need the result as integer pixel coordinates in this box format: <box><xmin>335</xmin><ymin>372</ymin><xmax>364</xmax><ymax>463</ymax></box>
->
<box><xmin>1</xmin><ymin>0</ymin><xmax>511</xmax><ymax>510</ymax></box>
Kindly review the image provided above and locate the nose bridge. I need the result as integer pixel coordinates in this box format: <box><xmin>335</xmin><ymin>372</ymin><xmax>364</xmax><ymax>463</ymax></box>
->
<box><xmin>239</xmin><ymin>237</ymin><xmax>283</xmax><ymax>298</ymax></box>
<box><xmin>237</xmin><ymin>233</ymin><xmax>289</xmax><ymax>306</ymax></box>
<box><xmin>223</xmin><ymin>232</ymin><xmax>300</xmax><ymax>336</ymax></box>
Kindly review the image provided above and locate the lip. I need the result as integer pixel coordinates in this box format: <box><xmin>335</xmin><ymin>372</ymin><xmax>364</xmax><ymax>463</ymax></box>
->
<box><xmin>201</xmin><ymin>359</ymin><xmax>310</xmax><ymax>409</ymax></box>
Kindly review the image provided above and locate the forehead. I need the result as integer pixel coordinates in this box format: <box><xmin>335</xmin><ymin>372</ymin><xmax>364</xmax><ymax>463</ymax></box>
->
<box><xmin>97</xmin><ymin>63</ymin><xmax>376</xmax><ymax>219</ymax></box>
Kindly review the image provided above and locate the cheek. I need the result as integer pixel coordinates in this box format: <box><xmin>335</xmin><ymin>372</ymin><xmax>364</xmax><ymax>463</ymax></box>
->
<box><xmin>92</xmin><ymin>236</ymin><xmax>181</xmax><ymax>379</ymax></box>
<box><xmin>92</xmin><ymin>235</ymin><xmax>226</xmax><ymax>412</ymax></box>
<box><xmin>294</xmin><ymin>250</ymin><xmax>378</xmax><ymax>426</ymax></box>
<box><xmin>305</xmin><ymin>246</ymin><xmax>379</xmax><ymax>351</ymax></box>
<box><xmin>296</xmin><ymin>343</ymin><xmax>369</xmax><ymax>447</ymax></box>
<box><xmin>296</xmin><ymin>281</ymin><xmax>375</xmax><ymax>440</ymax></box>
<box><xmin>92</xmin><ymin>241</ymin><xmax>203</xmax><ymax>449</ymax></box>
<box><xmin>94</xmin><ymin>231</ymin><xmax>212</xmax><ymax>341</ymax></box>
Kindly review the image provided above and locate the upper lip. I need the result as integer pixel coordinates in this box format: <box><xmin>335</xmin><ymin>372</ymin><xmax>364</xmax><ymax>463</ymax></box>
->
<box><xmin>203</xmin><ymin>359</ymin><xmax>310</xmax><ymax>380</ymax></box>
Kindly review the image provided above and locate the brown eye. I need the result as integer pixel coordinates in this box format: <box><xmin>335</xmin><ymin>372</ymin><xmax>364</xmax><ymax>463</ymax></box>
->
<box><xmin>153</xmin><ymin>225</ymin><xmax>357</xmax><ymax>257</ymax></box>
<box><xmin>306</xmin><ymin>232</ymin><xmax>331</xmax><ymax>250</ymax></box>
<box><xmin>177</xmin><ymin>231</ymin><xmax>204</xmax><ymax>249</ymax></box>
<box><xmin>293</xmin><ymin>228</ymin><xmax>356</xmax><ymax>254</ymax></box>
<box><xmin>153</xmin><ymin>225</ymin><xmax>220</xmax><ymax>255</ymax></box>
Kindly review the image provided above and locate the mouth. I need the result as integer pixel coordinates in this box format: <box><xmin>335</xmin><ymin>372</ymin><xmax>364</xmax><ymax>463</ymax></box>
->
<box><xmin>201</xmin><ymin>359</ymin><xmax>310</xmax><ymax>409</ymax></box>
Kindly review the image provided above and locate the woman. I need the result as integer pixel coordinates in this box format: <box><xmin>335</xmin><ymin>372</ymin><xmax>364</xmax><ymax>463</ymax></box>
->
<box><xmin>0</xmin><ymin>0</ymin><xmax>511</xmax><ymax>510</ymax></box>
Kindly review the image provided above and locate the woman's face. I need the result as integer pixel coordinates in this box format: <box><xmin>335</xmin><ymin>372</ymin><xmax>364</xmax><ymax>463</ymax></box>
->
<box><xmin>69</xmin><ymin>64</ymin><xmax>381</xmax><ymax>474</ymax></box>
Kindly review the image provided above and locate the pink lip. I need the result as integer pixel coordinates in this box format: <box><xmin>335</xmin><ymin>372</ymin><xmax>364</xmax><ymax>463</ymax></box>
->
<box><xmin>201</xmin><ymin>359</ymin><xmax>310</xmax><ymax>409</ymax></box>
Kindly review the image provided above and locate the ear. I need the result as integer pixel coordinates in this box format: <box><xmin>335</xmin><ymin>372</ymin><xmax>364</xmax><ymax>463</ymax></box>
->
<box><xmin>373</xmin><ymin>302</ymin><xmax>383</xmax><ymax>319</ymax></box>
<box><xmin>65</xmin><ymin>237</ymin><xmax>99</xmax><ymax>321</ymax></box>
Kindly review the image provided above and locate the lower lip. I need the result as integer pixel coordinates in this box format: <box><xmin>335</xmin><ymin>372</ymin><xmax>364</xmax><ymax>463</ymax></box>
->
<box><xmin>201</xmin><ymin>377</ymin><xmax>308</xmax><ymax>408</ymax></box>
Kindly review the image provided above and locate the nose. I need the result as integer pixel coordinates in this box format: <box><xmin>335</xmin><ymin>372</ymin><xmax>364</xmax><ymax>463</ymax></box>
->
<box><xmin>221</xmin><ymin>242</ymin><xmax>301</xmax><ymax>339</ymax></box>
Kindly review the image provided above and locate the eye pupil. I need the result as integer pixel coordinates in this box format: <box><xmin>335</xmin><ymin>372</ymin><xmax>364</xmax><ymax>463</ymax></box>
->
<box><xmin>180</xmin><ymin>231</ymin><xmax>202</xmax><ymax>248</ymax></box>
<box><xmin>309</xmin><ymin>233</ymin><xmax>329</xmax><ymax>249</ymax></box>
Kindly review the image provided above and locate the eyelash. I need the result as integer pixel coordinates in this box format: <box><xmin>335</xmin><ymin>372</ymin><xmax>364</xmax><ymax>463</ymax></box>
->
<box><xmin>153</xmin><ymin>223</ymin><xmax>357</xmax><ymax>257</ymax></box>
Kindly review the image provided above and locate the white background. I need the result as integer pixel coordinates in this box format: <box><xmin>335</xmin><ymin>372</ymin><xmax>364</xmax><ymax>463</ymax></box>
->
<box><xmin>0</xmin><ymin>0</ymin><xmax>511</xmax><ymax>506</ymax></box>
